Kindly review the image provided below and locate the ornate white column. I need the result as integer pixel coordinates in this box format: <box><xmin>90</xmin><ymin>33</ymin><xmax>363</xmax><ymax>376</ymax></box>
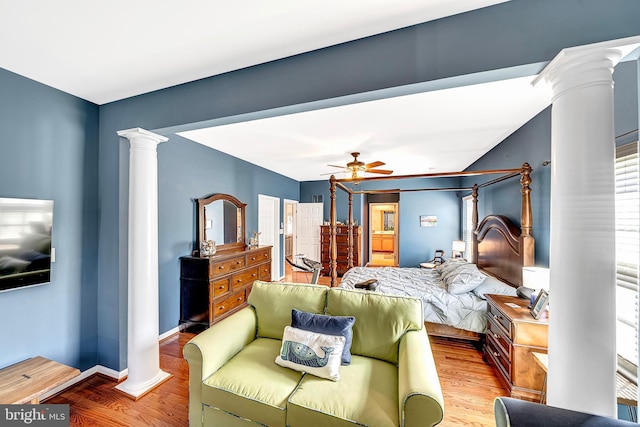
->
<box><xmin>115</xmin><ymin>127</ymin><xmax>171</xmax><ymax>399</ymax></box>
<box><xmin>533</xmin><ymin>37</ymin><xmax>640</xmax><ymax>417</ymax></box>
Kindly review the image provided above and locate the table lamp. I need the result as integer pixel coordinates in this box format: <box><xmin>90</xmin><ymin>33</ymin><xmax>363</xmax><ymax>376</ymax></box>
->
<box><xmin>452</xmin><ymin>240</ymin><xmax>465</xmax><ymax>258</ymax></box>
<box><xmin>518</xmin><ymin>266</ymin><xmax>550</xmax><ymax>300</ymax></box>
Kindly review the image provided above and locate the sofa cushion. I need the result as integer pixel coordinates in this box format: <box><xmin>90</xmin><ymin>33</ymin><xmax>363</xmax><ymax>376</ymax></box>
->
<box><xmin>202</xmin><ymin>338</ymin><xmax>302</xmax><ymax>426</ymax></box>
<box><xmin>291</xmin><ymin>308</ymin><xmax>355</xmax><ymax>365</ymax></box>
<box><xmin>326</xmin><ymin>288</ymin><xmax>423</xmax><ymax>364</ymax></box>
<box><xmin>276</xmin><ymin>326</ymin><xmax>345</xmax><ymax>381</ymax></box>
<box><xmin>287</xmin><ymin>355</ymin><xmax>398</xmax><ymax>427</ymax></box>
<box><xmin>248</xmin><ymin>281</ymin><xmax>328</xmax><ymax>340</ymax></box>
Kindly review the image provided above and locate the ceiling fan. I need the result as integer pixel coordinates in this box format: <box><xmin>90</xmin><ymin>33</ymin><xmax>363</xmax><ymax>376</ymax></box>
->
<box><xmin>325</xmin><ymin>152</ymin><xmax>393</xmax><ymax>180</ymax></box>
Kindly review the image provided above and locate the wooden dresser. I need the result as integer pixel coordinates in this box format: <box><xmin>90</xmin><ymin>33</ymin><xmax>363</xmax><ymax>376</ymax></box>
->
<box><xmin>483</xmin><ymin>294</ymin><xmax>548</xmax><ymax>401</ymax></box>
<box><xmin>180</xmin><ymin>246</ymin><xmax>272</xmax><ymax>327</ymax></box>
<box><xmin>320</xmin><ymin>225</ymin><xmax>362</xmax><ymax>276</ymax></box>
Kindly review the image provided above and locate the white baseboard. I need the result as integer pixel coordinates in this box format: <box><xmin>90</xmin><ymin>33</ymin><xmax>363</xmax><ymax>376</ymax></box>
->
<box><xmin>159</xmin><ymin>326</ymin><xmax>180</xmax><ymax>341</ymax></box>
<box><xmin>42</xmin><ymin>328</ymin><xmax>181</xmax><ymax>401</ymax></box>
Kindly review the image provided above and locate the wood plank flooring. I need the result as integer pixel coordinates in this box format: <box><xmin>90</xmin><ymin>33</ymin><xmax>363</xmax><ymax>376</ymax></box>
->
<box><xmin>47</xmin><ymin>330</ymin><xmax>506</xmax><ymax>426</ymax></box>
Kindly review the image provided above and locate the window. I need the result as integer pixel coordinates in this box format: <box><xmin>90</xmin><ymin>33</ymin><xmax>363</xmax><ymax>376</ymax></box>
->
<box><xmin>462</xmin><ymin>195</ymin><xmax>474</xmax><ymax>262</ymax></box>
<box><xmin>615</xmin><ymin>141</ymin><xmax>639</xmax><ymax>379</ymax></box>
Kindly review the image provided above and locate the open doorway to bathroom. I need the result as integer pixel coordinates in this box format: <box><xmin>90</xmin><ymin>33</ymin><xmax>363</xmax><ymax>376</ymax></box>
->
<box><xmin>369</xmin><ymin>202</ymin><xmax>399</xmax><ymax>266</ymax></box>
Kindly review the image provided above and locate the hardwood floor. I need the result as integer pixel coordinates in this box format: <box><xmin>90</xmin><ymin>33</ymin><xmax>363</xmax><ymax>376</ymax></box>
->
<box><xmin>47</xmin><ymin>329</ymin><xmax>506</xmax><ymax>426</ymax></box>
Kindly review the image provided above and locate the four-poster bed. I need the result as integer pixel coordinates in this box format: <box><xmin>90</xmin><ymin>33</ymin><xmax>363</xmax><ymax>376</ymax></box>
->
<box><xmin>327</xmin><ymin>163</ymin><xmax>535</xmax><ymax>341</ymax></box>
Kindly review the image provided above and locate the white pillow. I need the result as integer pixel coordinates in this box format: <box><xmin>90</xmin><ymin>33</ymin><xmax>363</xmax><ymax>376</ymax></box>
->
<box><xmin>473</xmin><ymin>276</ymin><xmax>518</xmax><ymax>299</ymax></box>
<box><xmin>441</xmin><ymin>263</ymin><xmax>478</xmax><ymax>283</ymax></box>
<box><xmin>445</xmin><ymin>268</ymin><xmax>487</xmax><ymax>295</ymax></box>
<box><xmin>276</xmin><ymin>326</ymin><xmax>345</xmax><ymax>381</ymax></box>
<box><xmin>436</xmin><ymin>259</ymin><xmax>469</xmax><ymax>275</ymax></box>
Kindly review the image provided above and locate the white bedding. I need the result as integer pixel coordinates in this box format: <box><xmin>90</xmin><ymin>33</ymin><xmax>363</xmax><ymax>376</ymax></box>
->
<box><xmin>339</xmin><ymin>266</ymin><xmax>489</xmax><ymax>333</ymax></box>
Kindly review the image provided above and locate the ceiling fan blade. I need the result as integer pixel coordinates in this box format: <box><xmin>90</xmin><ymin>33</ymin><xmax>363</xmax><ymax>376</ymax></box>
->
<box><xmin>366</xmin><ymin>169</ymin><xmax>393</xmax><ymax>175</ymax></box>
<box><xmin>320</xmin><ymin>171</ymin><xmax>345</xmax><ymax>176</ymax></box>
<box><xmin>327</xmin><ymin>164</ymin><xmax>347</xmax><ymax>169</ymax></box>
<box><xmin>365</xmin><ymin>161</ymin><xmax>385</xmax><ymax>168</ymax></box>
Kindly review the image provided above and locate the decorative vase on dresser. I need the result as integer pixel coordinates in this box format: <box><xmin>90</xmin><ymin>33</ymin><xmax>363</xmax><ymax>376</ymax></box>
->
<box><xmin>483</xmin><ymin>294</ymin><xmax>549</xmax><ymax>402</ymax></box>
<box><xmin>320</xmin><ymin>225</ymin><xmax>362</xmax><ymax>276</ymax></box>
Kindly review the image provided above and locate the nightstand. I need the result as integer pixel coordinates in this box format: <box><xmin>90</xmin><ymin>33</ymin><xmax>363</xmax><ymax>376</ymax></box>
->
<box><xmin>483</xmin><ymin>294</ymin><xmax>548</xmax><ymax>402</ymax></box>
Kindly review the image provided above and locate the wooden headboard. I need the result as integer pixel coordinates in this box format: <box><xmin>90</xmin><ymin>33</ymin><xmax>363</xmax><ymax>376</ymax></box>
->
<box><xmin>475</xmin><ymin>215</ymin><xmax>534</xmax><ymax>287</ymax></box>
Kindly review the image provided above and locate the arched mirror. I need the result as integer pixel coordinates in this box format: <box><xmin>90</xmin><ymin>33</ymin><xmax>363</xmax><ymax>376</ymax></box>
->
<box><xmin>197</xmin><ymin>193</ymin><xmax>246</xmax><ymax>254</ymax></box>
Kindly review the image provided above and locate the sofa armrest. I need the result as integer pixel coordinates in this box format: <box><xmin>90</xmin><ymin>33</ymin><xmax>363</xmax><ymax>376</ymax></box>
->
<box><xmin>494</xmin><ymin>397</ymin><xmax>636</xmax><ymax>427</ymax></box>
<box><xmin>182</xmin><ymin>306</ymin><xmax>257</xmax><ymax>427</ymax></box>
<box><xmin>398</xmin><ymin>330</ymin><xmax>445</xmax><ymax>427</ymax></box>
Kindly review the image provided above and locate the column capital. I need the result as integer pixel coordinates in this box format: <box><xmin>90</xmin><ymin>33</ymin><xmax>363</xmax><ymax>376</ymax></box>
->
<box><xmin>532</xmin><ymin>36</ymin><xmax>640</xmax><ymax>100</ymax></box>
<box><xmin>117</xmin><ymin>127</ymin><xmax>168</xmax><ymax>145</ymax></box>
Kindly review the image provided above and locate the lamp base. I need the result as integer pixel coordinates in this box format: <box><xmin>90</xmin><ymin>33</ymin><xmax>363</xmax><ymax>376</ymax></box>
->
<box><xmin>516</xmin><ymin>286</ymin><xmax>535</xmax><ymax>300</ymax></box>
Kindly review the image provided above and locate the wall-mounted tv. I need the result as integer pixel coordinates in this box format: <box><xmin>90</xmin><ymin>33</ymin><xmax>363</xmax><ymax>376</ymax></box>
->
<box><xmin>0</xmin><ymin>197</ymin><xmax>53</xmax><ymax>292</ymax></box>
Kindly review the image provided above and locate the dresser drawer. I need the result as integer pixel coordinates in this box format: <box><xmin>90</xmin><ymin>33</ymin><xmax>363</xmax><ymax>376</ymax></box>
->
<box><xmin>213</xmin><ymin>290</ymin><xmax>246</xmax><ymax>317</ymax></box>
<box><xmin>487</xmin><ymin>302</ymin><xmax>512</xmax><ymax>338</ymax></box>
<box><xmin>486</xmin><ymin>334</ymin><xmax>511</xmax><ymax>382</ymax></box>
<box><xmin>258</xmin><ymin>263</ymin><xmax>271</xmax><ymax>281</ymax></box>
<box><xmin>247</xmin><ymin>248</ymin><xmax>271</xmax><ymax>266</ymax></box>
<box><xmin>210</xmin><ymin>257</ymin><xmax>246</xmax><ymax>276</ymax></box>
<box><xmin>487</xmin><ymin>316</ymin><xmax>512</xmax><ymax>359</ymax></box>
<box><xmin>212</xmin><ymin>278</ymin><xmax>230</xmax><ymax>297</ymax></box>
<box><xmin>231</xmin><ymin>267</ymin><xmax>258</xmax><ymax>290</ymax></box>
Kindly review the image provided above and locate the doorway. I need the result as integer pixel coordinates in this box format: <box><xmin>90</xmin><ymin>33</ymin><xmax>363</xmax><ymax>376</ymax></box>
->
<box><xmin>283</xmin><ymin>199</ymin><xmax>298</xmax><ymax>260</ymax></box>
<box><xmin>258</xmin><ymin>194</ymin><xmax>281</xmax><ymax>280</ymax></box>
<box><xmin>369</xmin><ymin>203</ymin><xmax>399</xmax><ymax>266</ymax></box>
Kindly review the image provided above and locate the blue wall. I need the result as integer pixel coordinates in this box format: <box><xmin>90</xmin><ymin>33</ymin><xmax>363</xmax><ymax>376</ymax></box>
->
<box><xmin>462</xmin><ymin>108</ymin><xmax>552</xmax><ymax>266</ymax></box>
<box><xmin>300</xmin><ymin>178</ymin><xmax>461</xmax><ymax>267</ymax></box>
<box><xmin>0</xmin><ymin>68</ymin><xmax>99</xmax><ymax>371</ymax></box>
<box><xmin>2</xmin><ymin>0</ymin><xmax>640</xmax><ymax>374</ymax></box>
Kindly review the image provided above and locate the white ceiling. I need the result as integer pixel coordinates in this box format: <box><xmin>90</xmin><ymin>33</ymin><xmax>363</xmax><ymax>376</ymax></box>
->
<box><xmin>1</xmin><ymin>0</ymin><xmax>553</xmax><ymax>182</ymax></box>
<box><xmin>0</xmin><ymin>0</ymin><xmax>508</xmax><ymax>105</ymax></box>
<box><xmin>179</xmin><ymin>76</ymin><xmax>551</xmax><ymax>181</ymax></box>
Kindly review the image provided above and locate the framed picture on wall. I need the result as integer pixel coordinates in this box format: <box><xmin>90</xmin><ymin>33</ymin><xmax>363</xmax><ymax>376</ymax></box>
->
<box><xmin>420</xmin><ymin>215</ymin><xmax>437</xmax><ymax>227</ymax></box>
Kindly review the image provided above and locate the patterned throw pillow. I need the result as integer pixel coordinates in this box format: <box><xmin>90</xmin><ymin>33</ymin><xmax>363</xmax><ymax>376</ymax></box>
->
<box><xmin>276</xmin><ymin>326</ymin><xmax>345</xmax><ymax>381</ymax></box>
<box><xmin>291</xmin><ymin>309</ymin><xmax>355</xmax><ymax>365</ymax></box>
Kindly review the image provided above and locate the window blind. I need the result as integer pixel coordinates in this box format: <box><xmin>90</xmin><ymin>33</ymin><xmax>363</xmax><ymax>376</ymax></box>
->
<box><xmin>615</xmin><ymin>141</ymin><xmax>639</xmax><ymax>373</ymax></box>
<box><xmin>462</xmin><ymin>196</ymin><xmax>474</xmax><ymax>262</ymax></box>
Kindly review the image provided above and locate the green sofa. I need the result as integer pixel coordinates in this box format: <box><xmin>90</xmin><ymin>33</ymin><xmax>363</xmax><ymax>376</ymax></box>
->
<box><xmin>183</xmin><ymin>281</ymin><xmax>445</xmax><ymax>427</ymax></box>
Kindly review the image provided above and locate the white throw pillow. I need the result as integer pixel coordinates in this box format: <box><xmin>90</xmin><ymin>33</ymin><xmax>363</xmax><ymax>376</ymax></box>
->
<box><xmin>446</xmin><ymin>268</ymin><xmax>487</xmax><ymax>295</ymax></box>
<box><xmin>276</xmin><ymin>326</ymin><xmax>345</xmax><ymax>381</ymax></box>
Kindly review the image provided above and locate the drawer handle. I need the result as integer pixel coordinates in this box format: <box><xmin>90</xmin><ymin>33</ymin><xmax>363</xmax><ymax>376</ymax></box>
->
<box><xmin>219</xmin><ymin>266</ymin><xmax>225</xmax><ymax>270</ymax></box>
<box><xmin>218</xmin><ymin>285</ymin><xmax>225</xmax><ymax>290</ymax></box>
<box><xmin>493</xmin><ymin>351</ymin><xmax>500</xmax><ymax>358</ymax></box>
<box><xmin>236</xmin><ymin>261</ymin><xmax>242</xmax><ymax>265</ymax></box>
<box><xmin>250</xmin><ymin>257</ymin><xmax>256</xmax><ymax>261</ymax></box>
<box><xmin>220</xmin><ymin>306</ymin><xmax>225</xmax><ymax>310</ymax></box>
<box><xmin>493</xmin><ymin>333</ymin><xmax>499</xmax><ymax>339</ymax></box>
<box><xmin>237</xmin><ymin>279</ymin><xmax>242</xmax><ymax>283</ymax></box>
<box><xmin>237</xmin><ymin>297</ymin><xmax>242</xmax><ymax>301</ymax></box>
<box><xmin>252</xmin><ymin>273</ymin><xmax>256</xmax><ymax>277</ymax></box>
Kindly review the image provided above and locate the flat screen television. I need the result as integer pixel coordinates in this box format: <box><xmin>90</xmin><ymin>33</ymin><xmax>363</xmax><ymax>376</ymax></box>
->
<box><xmin>0</xmin><ymin>197</ymin><xmax>53</xmax><ymax>292</ymax></box>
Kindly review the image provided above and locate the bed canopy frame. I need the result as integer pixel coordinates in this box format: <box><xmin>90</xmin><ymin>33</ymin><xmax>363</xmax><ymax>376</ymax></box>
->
<box><xmin>327</xmin><ymin>162</ymin><xmax>535</xmax><ymax>288</ymax></box>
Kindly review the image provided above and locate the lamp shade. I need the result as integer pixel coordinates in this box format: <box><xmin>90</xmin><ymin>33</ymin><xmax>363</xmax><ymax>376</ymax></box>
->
<box><xmin>452</xmin><ymin>240</ymin><xmax>465</xmax><ymax>253</ymax></box>
<box><xmin>522</xmin><ymin>267</ymin><xmax>550</xmax><ymax>292</ymax></box>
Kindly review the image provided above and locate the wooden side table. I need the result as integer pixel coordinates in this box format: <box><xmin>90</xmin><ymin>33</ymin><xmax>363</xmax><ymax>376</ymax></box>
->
<box><xmin>0</xmin><ymin>356</ymin><xmax>80</xmax><ymax>404</ymax></box>
<box><xmin>483</xmin><ymin>294</ymin><xmax>548</xmax><ymax>402</ymax></box>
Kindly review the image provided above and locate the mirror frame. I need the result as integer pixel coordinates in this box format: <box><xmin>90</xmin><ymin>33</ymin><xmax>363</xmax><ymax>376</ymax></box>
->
<box><xmin>196</xmin><ymin>193</ymin><xmax>246</xmax><ymax>254</ymax></box>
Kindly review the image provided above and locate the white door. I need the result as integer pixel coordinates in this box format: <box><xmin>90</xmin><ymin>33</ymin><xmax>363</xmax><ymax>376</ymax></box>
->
<box><xmin>295</xmin><ymin>203</ymin><xmax>323</xmax><ymax>262</ymax></box>
<box><xmin>258</xmin><ymin>195</ymin><xmax>280</xmax><ymax>280</ymax></box>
